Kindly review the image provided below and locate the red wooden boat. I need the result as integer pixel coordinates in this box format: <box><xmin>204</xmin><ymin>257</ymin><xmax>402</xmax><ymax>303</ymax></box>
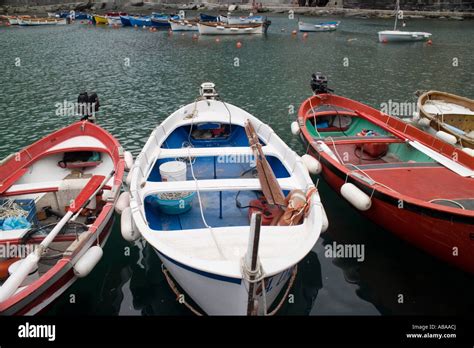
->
<box><xmin>0</xmin><ymin>120</ymin><xmax>126</xmax><ymax>315</ymax></box>
<box><xmin>294</xmin><ymin>74</ymin><xmax>474</xmax><ymax>274</ymax></box>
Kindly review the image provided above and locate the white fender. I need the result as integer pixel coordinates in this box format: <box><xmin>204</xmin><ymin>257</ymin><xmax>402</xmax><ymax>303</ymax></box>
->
<box><xmin>126</xmin><ymin>173</ymin><xmax>132</xmax><ymax>187</ymax></box>
<box><xmin>124</xmin><ymin>151</ymin><xmax>134</xmax><ymax>171</ymax></box>
<box><xmin>417</xmin><ymin>118</ymin><xmax>431</xmax><ymax>127</ymax></box>
<box><xmin>340</xmin><ymin>183</ymin><xmax>372</xmax><ymax>211</ymax></box>
<box><xmin>316</xmin><ymin>141</ymin><xmax>341</xmax><ymax>163</ymax></box>
<box><xmin>73</xmin><ymin>246</ymin><xmax>103</xmax><ymax>278</ymax></box>
<box><xmin>321</xmin><ymin>204</ymin><xmax>329</xmax><ymax>233</ymax></box>
<box><xmin>290</xmin><ymin>121</ymin><xmax>300</xmax><ymax>136</ymax></box>
<box><xmin>115</xmin><ymin>192</ymin><xmax>130</xmax><ymax>215</ymax></box>
<box><xmin>435</xmin><ymin>131</ymin><xmax>457</xmax><ymax>145</ymax></box>
<box><xmin>301</xmin><ymin>154</ymin><xmax>322</xmax><ymax>175</ymax></box>
<box><xmin>461</xmin><ymin>147</ymin><xmax>474</xmax><ymax>157</ymax></box>
<box><xmin>121</xmin><ymin>207</ymin><xmax>140</xmax><ymax>242</ymax></box>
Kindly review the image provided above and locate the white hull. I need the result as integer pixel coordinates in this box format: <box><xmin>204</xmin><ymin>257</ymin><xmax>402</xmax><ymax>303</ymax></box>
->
<box><xmin>129</xmin><ymin>93</ymin><xmax>324</xmax><ymax>315</ymax></box>
<box><xmin>158</xmin><ymin>251</ymin><xmax>292</xmax><ymax>315</ymax></box>
<box><xmin>107</xmin><ymin>17</ymin><xmax>122</xmax><ymax>26</ymax></box>
<box><xmin>378</xmin><ymin>30</ymin><xmax>431</xmax><ymax>42</ymax></box>
<box><xmin>18</xmin><ymin>18</ymin><xmax>67</xmax><ymax>26</ymax></box>
<box><xmin>8</xmin><ymin>18</ymin><xmax>18</xmax><ymax>25</ymax></box>
<box><xmin>170</xmin><ymin>20</ymin><xmax>198</xmax><ymax>31</ymax></box>
<box><xmin>227</xmin><ymin>16</ymin><xmax>265</xmax><ymax>25</ymax></box>
<box><xmin>298</xmin><ymin>21</ymin><xmax>339</xmax><ymax>32</ymax></box>
<box><xmin>198</xmin><ymin>23</ymin><xmax>264</xmax><ymax>35</ymax></box>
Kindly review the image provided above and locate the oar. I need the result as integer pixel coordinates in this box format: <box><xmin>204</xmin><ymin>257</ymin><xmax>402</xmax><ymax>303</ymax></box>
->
<box><xmin>0</xmin><ymin>171</ymin><xmax>114</xmax><ymax>303</ymax></box>
<box><xmin>244</xmin><ymin>120</ymin><xmax>286</xmax><ymax>206</ymax></box>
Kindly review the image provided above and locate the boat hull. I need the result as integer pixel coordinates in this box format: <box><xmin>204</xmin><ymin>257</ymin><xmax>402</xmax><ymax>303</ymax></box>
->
<box><xmin>169</xmin><ymin>20</ymin><xmax>198</xmax><ymax>31</ymax></box>
<box><xmin>18</xmin><ymin>18</ymin><xmax>67</xmax><ymax>26</ymax></box>
<box><xmin>129</xmin><ymin>16</ymin><xmax>152</xmax><ymax>28</ymax></box>
<box><xmin>107</xmin><ymin>17</ymin><xmax>122</xmax><ymax>26</ymax></box>
<box><xmin>417</xmin><ymin>90</ymin><xmax>474</xmax><ymax>149</ymax></box>
<box><xmin>157</xmin><ymin>249</ymin><xmax>294</xmax><ymax>315</ymax></box>
<box><xmin>197</xmin><ymin>22</ymin><xmax>265</xmax><ymax>35</ymax></box>
<box><xmin>378</xmin><ymin>30</ymin><xmax>432</xmax><ymax>42</ymax></box>
<box><xmin>93</xmin><ymin>15</ymin><xmax>108</xmax><ymax>25</ymax></box>
<box><xmin>298</xmin><ymin>21</ymin><xmax>339</xmax><ymax>32</ymax></box>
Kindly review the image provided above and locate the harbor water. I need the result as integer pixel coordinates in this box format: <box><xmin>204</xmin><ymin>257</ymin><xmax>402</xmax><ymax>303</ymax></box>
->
<box><xmin>0</xmin><ymin>14</ymin><xmax>473</xmax><ymax>315</ymax></box>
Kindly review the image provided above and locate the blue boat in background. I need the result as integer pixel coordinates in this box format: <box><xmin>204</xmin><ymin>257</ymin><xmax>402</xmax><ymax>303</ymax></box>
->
<box><xmin>199</xmin><ymin>13</ymin><xmax>218</xmax><ymax>22</ymax></box>
<box><xmin>120</xmin><ymin>15</ymin><xmax>132</xmax><ymax>27</ymax></box>
<box><xmin>129</xmin><ymin>16</ymin><xmax>152</xmax><ymax>27</ymax></box>
<box><xmin>150</xmin><ymin>13</ymin><xmax>180</xmax><ymax>28</ymax></box>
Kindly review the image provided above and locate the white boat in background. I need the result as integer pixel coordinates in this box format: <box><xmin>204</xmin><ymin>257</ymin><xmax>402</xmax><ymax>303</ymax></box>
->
<box><xmin>197</xmin><ymin>22</ymin><xmax>268</xmax><ymax>35</ymax></box>
<box><xmin>169</xmin><ymin>18</ymin><xmax>198</xmax><ymax>31</ymax></box>
<box><xmin>125</xmin><ymin>83</ymin><xmax>326</xmax><ymax>315</ymax></box>
<box><xmin>298</xmin><ymin>20</ymin><xmax>340</xmax><ymax>32</ymax></box>
<box><xmin>18</xmin><ymin>18</ymin><xmax>67</xmax><ymax>26</ymax></box>
<box><xmin>378</xmin><ymin>0</ymin><xmax>431</xmax><ymax>43</ymax></box>
<box><xmin>227</xmin><ymin>14</ymin><xmax>266</xmax><ymax>25</ymax></box>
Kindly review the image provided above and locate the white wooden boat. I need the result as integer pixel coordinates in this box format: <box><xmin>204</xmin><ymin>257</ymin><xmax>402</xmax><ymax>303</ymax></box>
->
<box><xmin>0</xmin><ymin>119</ymin><xmax>128</xmax><ymax>315</ymax></box>
<box><xmin>107</xmin><ymin>17</ymin><xmax>122</xmax><ymax>26</ymax></box>
<box><xmin>125</xmin><ymin>83</ymin><xmax>326</xmax><ymax>315</ymax></box>
<box><xmin>198</xmin><ymin>22</ymin><xmax>267</xmax><ymax>35</ymax></box>
<box><xmin>18</xmin><ymin>18</ymin><xmax>67</xmax><ymax>26</ymax></box>
<box><xmin>169</xmin><ymin>19</ymin><xmax>198</xmax><ymax>31</ymax></box>
<box><xmin>378</xmin><ymin>0</ymin><xmax>431</xmax><ymax>43</ymax></box>
<box><xmin>227</xmin><ymin>14</ymin><xmax>266</xmax><ymax>25</ymax></box>
<box><xmin>298</xmin><ymin>21</ymin><xmax>340</xmax><ymax>32</ymax></box>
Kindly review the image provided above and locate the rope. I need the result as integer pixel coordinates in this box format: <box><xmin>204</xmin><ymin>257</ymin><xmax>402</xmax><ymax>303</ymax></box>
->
<box><xmin>429</xmin><ymin>198</ymin><xmax>465</xmax><ymax>210</ymax></box>
<box><xmin>187</xmin><ymin>148</ymin><xmax>225</xmax><ymax>259</ymax></box>
<box><xmin>262</xmin><ymin>265</ymin><xmax>298</xmax><ymax>316</ymax></box>
<box><xmin>161</xmin><ymin>264</ymin><xmax>204</xmax><ymax>316</ymax></box>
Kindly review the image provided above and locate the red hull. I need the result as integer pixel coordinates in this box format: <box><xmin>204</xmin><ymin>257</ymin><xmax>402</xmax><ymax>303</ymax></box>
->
<box><xmin>298</xmin><ymin>93</ymin><xmax>474</xmax><ymax>274</ymax></box>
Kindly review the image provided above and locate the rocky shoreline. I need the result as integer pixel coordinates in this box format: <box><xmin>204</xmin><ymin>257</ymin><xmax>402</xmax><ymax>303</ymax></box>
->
<box><xmin>0</xmin><ymin>1</ymin><xmax>472</xmax><ymax>20</ymax></box>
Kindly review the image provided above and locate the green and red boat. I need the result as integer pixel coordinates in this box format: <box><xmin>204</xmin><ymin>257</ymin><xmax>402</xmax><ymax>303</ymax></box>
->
<box><xmin>294</xmin><ymin>74</ymin><xmax>474</xmax><ymax>274</ymax></box>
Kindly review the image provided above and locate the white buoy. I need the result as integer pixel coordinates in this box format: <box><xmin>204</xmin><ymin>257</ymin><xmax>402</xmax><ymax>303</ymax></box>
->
<box><xmin>301</xmin><ymin>154</ymin><xmax>322</xmax><ymax>175</ymax></box>
<box><xmin>121</xmin><ymin>207</ymin><xmax>140</xmax><ymax>241</ymax></box>
<box><xmin>124</xmin><ymin>151</ymin><xmax>134</xmax><ymax>171</ymax></box>
<box><xmin>340</xmin><ymin>183</ymin><xmax>372</xmax><ymax>211</ymax></box>
<box><xmin>290</xmin><ymin>121</ymin><xmax>300</xmax><ymax>136</ymax></box>
<box><xmin>115</xmin><ymin>192</ymin><xmax>130</xmax><ymax>215</ymax></box>
<box><xmin>321</xmin><ymin>205</ymin><xmax>329</xmax><ymax>233</ymax></box>
<box><xmin>435</xmin><ymin>131</ymin><xmax>457</xmax><ymax>145</ymax></box>
<box><xmin>73</xmin><ymin>246</ymin><xmax>103</xmax><ymax>278</ymax></box>
<box><xmin>316</xmin><ymin>141</ymin><xmax>341</xmax><ymax>163</ymax></box>
<box><xmin>418</xmin><ymin>118</ymin><xmax>431</xmax><ymax>127</ymax></box>
<box><xmin>462</xmin><ymin>147</ymin><xmax>474</xmax><ymax>157</ymax></box>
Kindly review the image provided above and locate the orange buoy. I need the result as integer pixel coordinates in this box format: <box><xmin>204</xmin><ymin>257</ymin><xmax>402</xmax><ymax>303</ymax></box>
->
<box><xmin>303</xmin><ymin>33</ymin><xmax>308</xmax><ymax>39</ymax></box>
<box><xmin>382</xmin><ymin>39</ymin><xmax>388</xmax><ymax>43</ymax></box>
<box><xmin>215</xmin><ymin>38</ymin><xmax>220</xmax><ymax>43</ymax></box>
<box><xmin>236</xmin><ymin>41</ymin><xmax>242</xmax><ymax>48</ymax></box>
<box><xmin>427</xmin><ymin>39</ymin><xmax>433</xmax><ymax>45</ymax></box>
<box><xmin>0</xmin><ymin>258</ymin><xmax>20</xmax><ymax>281</ymax></box>
<box><xmin>192</xmin><ymin>34</ymin><xmax>198</xmax><ymax>40</ymax></box>
<box><xmin>291</xmin><ymin>30</ymin><xmax>297</xmax><ymax>35</ymax></box>
<box><xmin>134</xmin><ymin>24</ymin><xmax>138</xmax><ymax>28</ymax></box>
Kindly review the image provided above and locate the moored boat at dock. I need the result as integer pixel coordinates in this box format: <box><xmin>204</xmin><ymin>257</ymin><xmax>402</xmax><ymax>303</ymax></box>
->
<box><xmin>294</xmin><ymin>73</ymin><xmax>474</xmax><ymax>274</ymax></box>
<box><xmin>124</xmin><ymin>83</ymin><xmax>326</xmax><ymax>315</ymax></box>
<box><xmin>197</xmin><ymin>21</ymin><xmax>269</xmax><ymax>35</ymax></box>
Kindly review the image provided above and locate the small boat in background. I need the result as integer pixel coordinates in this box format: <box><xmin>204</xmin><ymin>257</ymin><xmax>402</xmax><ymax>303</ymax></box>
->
<box><xmin>120</xmin><ymin>15</ymin><xmax>132</xmax><ymax>27</ymax></box>
<box><xmin>294</xmin><ymin>73</ymin><xmax>474</xmax><ymax>274</ymax></box>
<box><xmin>199</xmin><ymin>13</ymin><xmax>226</xmax><ymax>22</ymax></box>
<box><xmin>298</xmin><ymin>20</ymin><xmax>340</xmax><ymax>32</ymax></box>
<box><xmin>125</xmin><ymin>82</ymin><xmax>325</xmax><ymax>315</ymax></box>
<box><xmin>150</xmin><ymin>13</ymin><xmax>179</xmax><ymax>28</ymax></box>
<box><xmin>227</xmin><ymin>14</ymin><xmax>266</xmax><ymax>25</ymax></box>
<box><xmin>378</xmin><ymin>0</ymin><xmax>431</xmax><ymax>42</ymax></box>
<box><xmin>197</xmin><ymin>21</ymin><xmax>269</xmax><ymax>35</ymax></box>
<box><xmin>417</xmin><ymin>90</ymin><xmax>474</xmax><ymax>149</ymax></box>
<box><xmin>93</xmin><ymin>14</ymin><xmax>108</xmax><ymax>25</ymax></box>
<box><xmin>6</xmin><ymin>16</ymin><xmax>31</xmax><ymax>25</ymax></box>
<box><xmin>0</xmin><ymin>110</ymin><xmax>128</xmax><ymax>314</ymax></box>
<box><xmin>129</xmin><ymin>16</ymin><xmax>152</xmax><ymax>28</ymax></box>
<box><xmin>18</xmin><ymin>18</ymin><xmax>67</xmax><ymax>26</ymax></box>
<box><xmin>169</xmin><ymin>18</ymin><xmax>198</xmax><ymax>31</ymax></box>
<box><xmin>106</xmin><ymin>12</ymin><xmax>127</xmax><ymax>26</ymax></box>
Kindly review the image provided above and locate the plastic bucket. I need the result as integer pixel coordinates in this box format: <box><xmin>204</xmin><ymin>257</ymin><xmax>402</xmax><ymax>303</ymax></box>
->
<box><xmin>159</xmin><ymin>161</ymin><xmax>187</xmax><ymax>182</ymax></box>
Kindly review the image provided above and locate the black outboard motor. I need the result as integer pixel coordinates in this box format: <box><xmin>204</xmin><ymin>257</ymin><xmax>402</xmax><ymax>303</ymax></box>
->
<box><xmin>310</xmin><ymin>73</ymin><xmax>333</xmax><ymax>95</ymax></box>
<box><xmin>77</xmin><ymin>92</ymin><xmax>100</xmax><ymax>123</ymax></box>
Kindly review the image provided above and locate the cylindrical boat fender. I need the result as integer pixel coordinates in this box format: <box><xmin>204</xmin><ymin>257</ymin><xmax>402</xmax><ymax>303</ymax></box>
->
<box><xmin>73</xmin><ymin>246</ymin><xmax>103</xmax><ymax>278</ymax></box>
<box><xmin>301</xmin><ymin>154</ymin><xmax>322</xmax><ymax>175</ymax></box>
<box><xmin>461</xmin><ymin>147</ymin><xmax>474</xmax><ymax>157</ymax></box>
<box><xmin>290</xmin><ymin>121</ymin><xmax>300</xmax><ymax>136</ymax></box>
<box><xmin>417</xmin><ymin>118</ymin><xmax>431</xmax><ymax>128</ymax></box>
<box><xmin>121</xmin><ymin>207</ymin><xmax>140</xmax><ymax>242</ymax></box>
<box><xmin>124</xmin><ymin>151</ymin><xmax>134</xmax><ymax>171</ymax></box>
<box><xmin>340</xmin><ymin>183</ymin><xmax>372</xmax><ymax>211</ymax></box>
<box><xmin>125</xmin><ymin>173</ymin><xmax>132</xmax><ymax>187</ymax></box>
<box><xmin>316</xmin><ymin>141</ymin><xmax>340</xmax><ymax>163</ymax></box>
<box><xmin>321</xmin><ymin>204</ymin><xmax>329</xmax><ymax>233</ymax></box>
<box><xmin>115</xmin><ymin>192</ymin><xmax>130</xmax><ymax>215</ymax></box>
<box><xmin>435</xmin><ymin>131</ymin><xmax>457</xmax><ymax>145</ymax></box>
